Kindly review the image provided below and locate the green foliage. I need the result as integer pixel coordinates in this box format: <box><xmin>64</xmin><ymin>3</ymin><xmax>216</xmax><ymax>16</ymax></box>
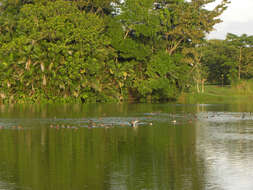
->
<box><xmin>146</xmin><ymin>52</ymin><xmax>188</xmax><ymax>99</ymax></box>
<box><xmin>181</xmin><ymin>83</ymin><xmax>253</xmax><ymax>104</ymax></box>
<box><xmin>202</xmin><ymin>34</ymin><xmax>253</xmax><ymax>85</ymax></box>
<box><xmin>0</xmin><ymin>0</ymin><xmax>115</xmax><ymax>103</ymax></box>
<box><xmin>202</xmin><ymin>40</ymin><xmax>234</xmax><ymax>84</ymax></box>
<box><xmin>0</xmin><ymin>0</ymin><xmax>229</xmax><ymax>103</ymax></box>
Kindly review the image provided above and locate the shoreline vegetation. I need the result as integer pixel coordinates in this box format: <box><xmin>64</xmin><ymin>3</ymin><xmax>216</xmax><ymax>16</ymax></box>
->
<box><xmin>1</xmin><ymin>0</ymin><xmax>252</xmax><ymax>104</ymax></box>
<box><xmin>179</xmin><ymin>82</ymin><xmax>253</xmax><ymax>104</ymax></box>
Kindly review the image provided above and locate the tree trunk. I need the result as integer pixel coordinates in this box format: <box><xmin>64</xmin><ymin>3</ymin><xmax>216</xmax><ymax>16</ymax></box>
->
<box><xmin>196</xmin><ymin>79</ymin><xmax>200</xmax><ymax>93</ymax></box>
<box><xmin>238</xmin><ymin>47</ymin><xmax>242</xmax><ymax>80</ymax></box>
<box><xmin>201</xmin><ymin>79</ymin><xmax>205</xmax><ymax>93</ymax></box>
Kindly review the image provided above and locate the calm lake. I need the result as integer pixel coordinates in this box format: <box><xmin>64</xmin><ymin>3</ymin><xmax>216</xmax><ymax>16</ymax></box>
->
<box><xmin>0</xmin><ymin>103</ymin><xmax>253</xmax><ymax>190</ymax></box>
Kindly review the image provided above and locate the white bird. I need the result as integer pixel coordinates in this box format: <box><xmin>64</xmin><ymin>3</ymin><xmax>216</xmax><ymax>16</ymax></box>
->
<box><xmin>130</xmin><ymin>120</ymin><xmax>139</xmax><ymax>127</ymax></box>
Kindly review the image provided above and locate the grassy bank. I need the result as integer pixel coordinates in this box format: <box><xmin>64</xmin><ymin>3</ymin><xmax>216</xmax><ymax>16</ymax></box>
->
<box><xmin>179</xmin><ymin>82</ymin><xmax>253</xmax><ymax>104</ymax></box>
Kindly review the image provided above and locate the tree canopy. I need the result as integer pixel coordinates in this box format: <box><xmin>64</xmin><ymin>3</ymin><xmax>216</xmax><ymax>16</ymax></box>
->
<box><xmin>202</xmin><ymin>33</ymin><xmax>253</xmax><ymax>85</ymax></box>
<box><xmin>0</xmin><ymin>0</ymin><xmax>229</xmax><ymax>103</ymax></box>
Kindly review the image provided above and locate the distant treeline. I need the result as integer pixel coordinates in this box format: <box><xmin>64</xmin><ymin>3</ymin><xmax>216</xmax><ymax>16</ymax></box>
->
<box><xmin>202</xmin><ymin>34</ymin><xmax>253</xmax><ymax>86</ymax></box>
<box><xmin>0</xmin><ymin>0</ymin><xmax>231</xmax><ymax>103</ymax></box>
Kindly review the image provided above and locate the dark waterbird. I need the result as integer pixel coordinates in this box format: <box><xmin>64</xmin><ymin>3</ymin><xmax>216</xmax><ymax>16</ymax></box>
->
<box><xmin>88</xmin><ymin>120</ymin><xmax>96</xmax><ymax>128</ymax></box>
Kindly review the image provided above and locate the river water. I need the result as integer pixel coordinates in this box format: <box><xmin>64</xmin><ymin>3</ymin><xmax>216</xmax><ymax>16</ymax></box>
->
<box><xmin>0</xmin><ymin>103</ymin><xmax>253</xmax><ymax>190</ymax></box>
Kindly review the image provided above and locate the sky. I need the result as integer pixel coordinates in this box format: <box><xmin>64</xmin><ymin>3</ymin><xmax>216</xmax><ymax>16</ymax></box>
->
<box><xmin>206</xmin><ymin>0</ymin><xmax>253</xmax><ymax>39</ymax></box>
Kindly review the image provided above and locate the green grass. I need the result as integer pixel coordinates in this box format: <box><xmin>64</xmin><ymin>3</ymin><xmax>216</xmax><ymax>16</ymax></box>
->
<box><xmin>179</xmin><ymin>82</ymin><xmax>253</xmax><ymax>104</ymax></box>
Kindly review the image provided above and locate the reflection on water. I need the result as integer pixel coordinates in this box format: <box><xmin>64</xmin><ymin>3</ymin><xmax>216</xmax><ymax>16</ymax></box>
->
<box><xmin>0</xmin><ymin>103</ymin><xmax>253</xmax><ymax>190</ymax></box>
<box><xmin>196</xmin><ymin>111</ymin><xmax>253</xmax><ymax>190</ymax></box>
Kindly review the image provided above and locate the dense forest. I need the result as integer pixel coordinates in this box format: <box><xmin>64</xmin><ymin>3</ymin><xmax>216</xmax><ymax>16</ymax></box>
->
<box><xmin>203</xmin><ymin>33</ymin><xmax>253</xmax><ymax>86</ymax></box>
<box><xmin>0</xmin><ymin>0</ymin><xmax>242</xmax><ymax>103</ymax></box>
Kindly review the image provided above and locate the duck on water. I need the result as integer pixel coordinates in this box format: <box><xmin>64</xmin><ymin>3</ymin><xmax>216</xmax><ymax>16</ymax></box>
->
<box><xmin>130</xmin><ymin>120</ymin><xmax>139</xmax><ymax>127</ymax></box>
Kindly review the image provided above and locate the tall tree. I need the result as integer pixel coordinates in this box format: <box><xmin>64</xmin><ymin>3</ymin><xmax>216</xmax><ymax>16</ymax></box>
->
<box><xmin>0</xmin><ymin>0</ymin><xmax>230</xmax><ymax>102</ymax></box>
<box><xmin>226</xmin><ymin>33</ymin><xmax>253</xmax><ymax>81</ymax></box>
<box><xmin>201</xmin><ymin>39</ymin><xmax>234</xmax><ymax>85</ymax></box>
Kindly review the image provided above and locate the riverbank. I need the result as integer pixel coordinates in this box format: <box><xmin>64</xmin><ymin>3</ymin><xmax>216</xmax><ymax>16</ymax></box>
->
<box><xmin>178</xmin><ymin>84</ymin><xmax>253</xmax><ymax>104</ymax></box>
<box><xmin>2</xmin><ymin>82</ymin><xmax>253</xmax><ymax>104</ymax></box>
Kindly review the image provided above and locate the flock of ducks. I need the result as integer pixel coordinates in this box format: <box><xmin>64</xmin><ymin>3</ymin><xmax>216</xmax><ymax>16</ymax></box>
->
<box><xmin>48</xmin><ymin>120</ymin><xmax>149</xmax><ymax>130</ymax></box>
<box><xmin>0</xmin><ymin>113</ymin><xmax>199</xmax><ymax>131</ymax></box>
<box><xmin>0</xmin><ymin>118</ymin><xmax>185</xmax><ymax>131</ymax></box>
<box><xmin>2</xmin><ymin>112</ymin><xmax>248</xmax><ymax>131</ymax></box>
<box><xmin>0</xmin><ymin>120</ymin><xmax>152</xmax><ymax>131</ymax></box>
<box><xmin>0</xmin><ymin>125</ymin><xmax>24</xmax><ymax>130</ymax></box>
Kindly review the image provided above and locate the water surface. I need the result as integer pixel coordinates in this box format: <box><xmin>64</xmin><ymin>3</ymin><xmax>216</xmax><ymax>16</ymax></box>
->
<box><xmin>0</xmin><ymin>103</ymin><xmax>253</xmax><ymax>190</ymax></box>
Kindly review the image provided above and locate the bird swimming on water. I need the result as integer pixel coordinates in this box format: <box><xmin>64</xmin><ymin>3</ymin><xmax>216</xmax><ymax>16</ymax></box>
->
<box><xmin>88</xmin><ymin>120</ymin><xmax>96</xmax><ymax>128</ymax></box>
<box><xmin>130</xmin><ymin>120</ymin><xmax>139</xmax><ymax>127</ymax></box>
